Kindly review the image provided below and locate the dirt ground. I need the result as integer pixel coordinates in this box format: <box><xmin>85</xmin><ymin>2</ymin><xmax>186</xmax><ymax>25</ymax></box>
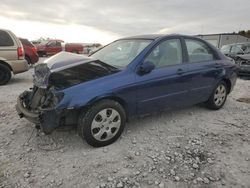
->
<box><xmin>0</xmin><ymin>64</ymin><xmax>249</xmax><ymax>188</ymax></box>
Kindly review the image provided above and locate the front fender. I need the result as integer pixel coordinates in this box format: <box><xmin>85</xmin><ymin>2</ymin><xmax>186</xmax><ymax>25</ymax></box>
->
<box><xmin>57</xmin><ymin>91</ymin><xmax>121</xmax><ymax>110</ymax></box>
<box><xmin>56</xmin><ymin>82</ymin><xmax>115</xmax><ymax>110</ymax></box>
<box><xmin>54</xmin><ymin>70</ymin><xmax>136</xmax><ymax>116</ymax></box>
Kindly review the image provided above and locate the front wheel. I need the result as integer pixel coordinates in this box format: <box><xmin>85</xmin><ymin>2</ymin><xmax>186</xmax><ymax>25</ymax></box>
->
<box><xmin>206</xmin><ymin>81</ymin><xmax>228</xmax><ymax>110</ymax></box>
<box><xmin>37</xmin><ymin>51</ymin><xmax>47</xmax><ymax>57</ymax></box>
<box><xmin>78</xmin><ymin>100</ymin><xmax>126</xmax><ymax>147</ymax></box>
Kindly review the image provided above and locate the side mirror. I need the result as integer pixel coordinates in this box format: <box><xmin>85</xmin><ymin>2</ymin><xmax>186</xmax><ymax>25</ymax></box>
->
<box><xmin>138</xmin><ymin>61</ymin><xmax>155</xmax><ymax>75</ymax></box>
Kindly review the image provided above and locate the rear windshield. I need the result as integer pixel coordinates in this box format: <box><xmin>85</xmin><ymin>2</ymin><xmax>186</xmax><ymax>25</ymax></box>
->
<box><xmin>19</xmin><ymin>38</ymin><xmax>34</xmax><ymax>47</ymax></box>
<box><xmin>0</xmin><ymin>30</ymin><xmax>14</xmax><ymax>46</ymax></box>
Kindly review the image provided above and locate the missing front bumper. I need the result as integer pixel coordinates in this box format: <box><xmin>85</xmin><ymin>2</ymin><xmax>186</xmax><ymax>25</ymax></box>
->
<box><xmin>16</xmin><ymin>91</ymin><xmax>40</xmax><ymax>124</ymax></box>
<box><xmin>16</xmin><ymin>91</ymin><xmax>61</xmax><ymax>134</ymax></box>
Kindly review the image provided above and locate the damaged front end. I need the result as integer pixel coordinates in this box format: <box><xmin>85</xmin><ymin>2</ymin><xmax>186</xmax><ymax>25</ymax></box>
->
<box><xmin>16</xmin><ymin>65</ymin><xmax>65</xmax><ymax>133</ymax></box>
<box><xmin>16</xmin><ymin>52</ymin><xmax>119</xmax><ymax>134</ymax></box>
<box><xmin>236</xmin><ymin>56</ymin><xmax>250</xmax><ymax>76</ymax></box>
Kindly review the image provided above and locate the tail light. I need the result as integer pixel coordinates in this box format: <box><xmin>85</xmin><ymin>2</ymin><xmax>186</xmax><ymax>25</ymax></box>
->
<box><xmin>17</xmin><ymin>47</ymin><xmax>24</xmax><ymax>59</ymax></box>
<box><xmin>31</xmin><ymin>47</ymin><xmax>37</xmax><ymax>54</ymax></box>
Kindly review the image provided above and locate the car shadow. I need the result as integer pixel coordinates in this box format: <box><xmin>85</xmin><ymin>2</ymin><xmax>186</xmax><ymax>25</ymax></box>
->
<box><xmin>8</xmin><ymin>77</ymin><xmax>31</xmax><ymax>85</ymax></box>
<box><xmin>125</xmin><ymin>104</ymin><xmax>207</xmax><ymax>133</ymax></box>
<box><xmin>31</xmin><ymin>104</ymin><xmax>208</xmax><ymax>151</ymax></box>
<box><xmin>239</xmin><ymin>76</ymin><xmax>250</xmax><ymax>80</ymax></box>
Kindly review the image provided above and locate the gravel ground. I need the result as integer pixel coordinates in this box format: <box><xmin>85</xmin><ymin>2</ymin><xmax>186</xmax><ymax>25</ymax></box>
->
<box><xmin>0</xmin><ymin>61</ymin><xmax>250</xmax><ymax>188</ymax></box>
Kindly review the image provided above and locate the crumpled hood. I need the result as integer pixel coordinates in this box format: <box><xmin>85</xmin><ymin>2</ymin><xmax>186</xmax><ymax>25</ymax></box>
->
<box><xmin>44</xmin><ymin>52</ymin><xmax>95</xmax><ymax>71</ymax></box>
<box><xmin>237</xmin><ymin>54</ymin><xmax>250</xmax><ymax>61</ymax></box>
<box><xmin>33</xmin><ymin>52</ymin><xmax>118</xmax><ymax>89</ymax></box>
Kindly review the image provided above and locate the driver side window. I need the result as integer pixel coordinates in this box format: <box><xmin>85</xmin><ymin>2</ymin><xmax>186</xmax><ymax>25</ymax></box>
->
<box><xmin>231</xmin><ymin>46</ymin><xmax>243</xmax><ymax>54</ymax></box>
<box><xmin>47</xmin><ymin>41</ymin><xmax>56</xmax><ymax>47</ymax></box>
<box><xmin>144</xmin><ymin>39</ymin><xmax>182</xmax><ymax>68</ymax></box>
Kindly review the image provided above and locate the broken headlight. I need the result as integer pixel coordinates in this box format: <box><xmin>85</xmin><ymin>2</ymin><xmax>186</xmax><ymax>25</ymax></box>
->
<box><xmin>41</xmin><ymin>92</ymin><xmax>64</xmax><ymax>108</ymax></box>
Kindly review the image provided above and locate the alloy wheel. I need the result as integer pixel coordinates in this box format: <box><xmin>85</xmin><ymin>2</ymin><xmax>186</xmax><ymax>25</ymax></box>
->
<box><xmin>91</xmin><ymin>108</ymin><xmax>121</xmax><ymax>141</ymax></box>
<box><xmin>214</xmin><ymin>84</ymin><xmax>227</xmax><ymax>106</ymax></box>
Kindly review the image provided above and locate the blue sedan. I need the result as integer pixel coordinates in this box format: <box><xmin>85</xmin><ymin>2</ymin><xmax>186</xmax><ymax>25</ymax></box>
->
<box><xmin>16</xmin><ymin>34</ymin><xmax>238</xmax><ymax>147</ymax></box>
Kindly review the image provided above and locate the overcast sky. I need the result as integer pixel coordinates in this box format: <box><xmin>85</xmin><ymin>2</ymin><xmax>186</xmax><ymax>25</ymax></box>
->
<box><xmin>0</xmin><ymin>0</ymin><xmax>249</xmax><ymax>44</ymax></box>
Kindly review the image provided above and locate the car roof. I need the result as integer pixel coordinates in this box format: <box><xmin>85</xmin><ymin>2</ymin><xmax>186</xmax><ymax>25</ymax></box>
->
<box><xmin>120</xmin><ymin>34</ymin><xmax>165</xmax><ymax>40</ymax></box>
<box><xmin>235</xmin><ymin>42</ymin><xmax>250</xmax><ymax>44</ymax></box>
<box><xmin>223</xmin><ymin>42</ymin><xmax>250</xmax><ymax>46</ymax></box>
<box><xmin>0</xmin><ymin>28</ymin><xmax>11</xmax><ymax>32</ymax></box>
<box><xmin>119</xmin><ymin>34</ymin><xmax>190</xmax><ymax>40</ymax></box>
<box><xmin>19</xmin><ymin>37</ymin><xmax>28</xmax><ymax>41</ymax></box>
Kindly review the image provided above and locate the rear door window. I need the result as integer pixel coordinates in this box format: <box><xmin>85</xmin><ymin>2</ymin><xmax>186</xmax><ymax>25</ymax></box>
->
<box><xmin>244</xmin><ymin>44</ymin><xmax>250</xmax><ymax>54</ymax></box>
<box><xmin>56</xmin><ymin>41</ymin><xmax>62</xmax><ymax>47</ymax></box>
<box><xmin>0</xmin><ymin>30</ymin><xmax>14</xmax><ymax>46</ymax></box>
<box><xmin>47</xmin><ymin>41</ymin><xmax>56</xmax><ymax>47</ymax></box>
<box><xmin>185</xmin><ymin>39</ymin><xmax>215</xmax><ymax>63</ymax></box>
<box><xmin>20</xmin><ymin>38</ymin><xmax>34</xmax><ymax>47</ymax></box>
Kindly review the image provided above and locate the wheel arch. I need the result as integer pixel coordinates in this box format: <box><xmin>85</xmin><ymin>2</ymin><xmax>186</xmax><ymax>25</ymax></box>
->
<box><xmin>0</xmin><ymin>60</ymin><xmax>13</xmax><ymax>72</ymax></box>
<box><xmin>84</xmin><ymin>95</ymin><xmax>129</xmax><ymax>121</ymax></box>
<box><xmin>25</xmin><ymin>55</ymin><xmax>32</xmax><ymax>64</ymax></box>
<box><xmin>222</xmin><ymin>78</ymin><xmax>232</xmax><ymax>94</ymax></box>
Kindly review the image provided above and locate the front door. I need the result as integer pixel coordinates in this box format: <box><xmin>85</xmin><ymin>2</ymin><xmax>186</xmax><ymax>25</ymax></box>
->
<box><xmin>46</xmin><ymin>41</ymin><xmax>62</xmax><ymax>55</ymax></box>
<box><xmin>135</xmin><ymin>38</ymin><xmax>190</xmax><ymax>115</ymax></box>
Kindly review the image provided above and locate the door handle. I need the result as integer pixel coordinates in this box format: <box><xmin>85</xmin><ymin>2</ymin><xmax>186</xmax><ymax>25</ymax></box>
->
<box><xmin>177</xmin><ymin>68</ymin><xmax>184</xmax><ymax>75</ymax></box>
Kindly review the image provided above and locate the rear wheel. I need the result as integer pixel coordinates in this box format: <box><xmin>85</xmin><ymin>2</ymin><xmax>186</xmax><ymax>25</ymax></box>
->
<box><xmin>206</xmin><ymin>81</ymin><xmax>228</xmax><ymax>110</ymax></box>
<box><xmin>0</xmin><ymin>64</ymin><xmax>11</xmax><ymax>85</ymax></box>
<box><xmin>78</xmin><ymin>99</ymin><xmax>126</xmax><ymax>147</ymax></box>
<box><xmin>25</xmin><ymin>56</ymin><xmax>32</xmax><ymax>65</ymax></box>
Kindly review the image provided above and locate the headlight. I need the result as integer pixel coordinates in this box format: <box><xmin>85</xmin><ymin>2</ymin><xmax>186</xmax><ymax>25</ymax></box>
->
<box><xmin>235</xmin><ymin>58</ymin><xmax>242</xmax><ymax>65</ymax></box>
<box><xmin>41</xmin><ymin>91</ymin><xmax>64</xmax><ymax>108</ymax></box>
<box><xmin>52</xmin><ymin>92</ymin><xmax>64</xmax><ymax>106</ymax></box>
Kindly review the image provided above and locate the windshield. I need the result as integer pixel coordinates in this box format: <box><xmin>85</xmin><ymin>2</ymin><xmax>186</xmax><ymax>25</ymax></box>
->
<box><xmin>91</xmin><ymin>39</ymin><xmax>152</xmax><ymax>68</ymax></box>
<box><xmin>220</xmin><ymin>45</ymin><xmax>231</xmax><ymax>54</ymax></box>
<box><xmin>40</xmin><ymin>40</ymin><xmax>49</xmax><ymax>45</ymax></box>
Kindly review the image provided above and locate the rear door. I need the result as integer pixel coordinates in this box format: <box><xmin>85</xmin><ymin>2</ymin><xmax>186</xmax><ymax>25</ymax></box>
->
<box><xmin>55</xmin><ymin>41</ymin><xmax>62</xmax><ymax>53</ymax></box>
<box><xmin>182</xmin><ymin>38</ymin><xmax>222</xmax><ymax>104</ymax></box>
<box><xmin>135</xmin><ymin>38</ymin><xmax>191</xmax><ymax>115</ymax></box>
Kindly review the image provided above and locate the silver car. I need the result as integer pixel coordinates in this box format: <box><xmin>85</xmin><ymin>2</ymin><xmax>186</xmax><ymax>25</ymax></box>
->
<box><xmin>0</xmin><ymin>29</ymin><xmax>29</xmax><ymax>85</ymax></box>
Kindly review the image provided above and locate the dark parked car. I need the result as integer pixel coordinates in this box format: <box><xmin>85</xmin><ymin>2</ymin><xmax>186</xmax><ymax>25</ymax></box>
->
<box><xmin>220</xmin><ymin>42</ymin><xmax>250</xmax><ymax>76</ymax></box>
<box><xmin>19</xmin><ymin>38</ymin><xmax>39</xmax><ymax>65</ymax></box>
<box><xmin>16</xmin><ymin>34</ymin><xmax>238</xmax><ymax>147</ymax></box>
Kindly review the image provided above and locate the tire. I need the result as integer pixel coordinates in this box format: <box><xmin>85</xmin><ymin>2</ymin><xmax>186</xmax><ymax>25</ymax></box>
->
<box><xmin>0</xmin><ymin>64</ymin><xmax>12</xmax><ymax>85</ymax></box>
<box><xmin>206</xmin><ymin>81</ymin><xmax>228</xmax><ymax>110</ymax></box>
<box><xmin>25</xmin><ymin>56</ymin><xmax>32</xmax><ymax>65</ymax></box>
<box><xmin>78</xmin><ymin>99</ymin><xmax>126</xmax><ymax>147</ymax></box>
<box><xmin>37</xmin><ymin>51</ymin><xmax>42</xmax><ymax>57</ymax></box>
<box><xmin>38</xmin><ymin>51</ymin><xmax>46</xmax><ymax>57</ymax></box>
